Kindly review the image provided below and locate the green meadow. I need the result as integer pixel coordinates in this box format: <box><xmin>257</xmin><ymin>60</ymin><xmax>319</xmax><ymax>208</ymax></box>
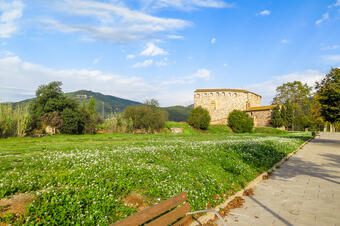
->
<box><xmin>0</xmin><ymin>128</ymin><xmax>311</xmax><ymax>225</ymax></box>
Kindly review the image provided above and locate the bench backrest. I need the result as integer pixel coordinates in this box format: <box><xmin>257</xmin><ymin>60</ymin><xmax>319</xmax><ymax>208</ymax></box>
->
<box><xmin>112</xmin><ymin>192</ymin><xmax>192</xmax><ymax>226</ymax></box>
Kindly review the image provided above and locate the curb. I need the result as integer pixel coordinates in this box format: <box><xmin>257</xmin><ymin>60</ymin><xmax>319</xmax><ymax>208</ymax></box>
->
<box><xmin>190</xmin><ymin>136</ymin><xmax>314</xmax><ymax>225</ymax></box>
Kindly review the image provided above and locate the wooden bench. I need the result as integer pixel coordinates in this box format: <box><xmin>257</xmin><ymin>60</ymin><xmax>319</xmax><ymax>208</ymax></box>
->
<box><xmin>112</xmin><ymin>192</ymin><xmax>192</xmax><ymax>226</ymax></box>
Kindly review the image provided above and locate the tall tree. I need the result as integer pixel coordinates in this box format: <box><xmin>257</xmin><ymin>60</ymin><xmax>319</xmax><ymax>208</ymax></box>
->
<box><xmin>270</xmin><ymin>106</ymin><xmax>284</xmax><ymax>128</ymax></box>
<box><xmin>315</xmin><ymin>68</ymin><xmax>340</xmax><ymax>125</ymax></box>
<box><xmin>272</xmin><ymin>81</ymin><xmax>313</xmax><ymax>130</ymax></box>
<box><xmin>272</xmin><ymin>81</ymin><xmax>312</xmax><ymax>105</ymax></box>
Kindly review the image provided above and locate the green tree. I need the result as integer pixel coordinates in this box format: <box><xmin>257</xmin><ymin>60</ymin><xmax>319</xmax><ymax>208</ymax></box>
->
<box><xmin>124</xmin><ymin>100</ymin><xmax>168</xmax><ymax>132</ymax></box>
<box><xmin>315</xmin><ymin>68</ymin><xmax>340</xmax><ymax>125</ymax></box>
<box><xmin>188</xmin><ymin>107</ymin><xmax>211</xmax><ymax>130</ymax></box>
<box><xmin>227</xmin><ymin>110</ymin><xmax>254</xmax><ymax>133</ymax></box>
<box><xmin>88</xmin><ymin>97</ymin><xmax>97</xmax><ymax>115</ymax></box>
<box><xmin>61</xmin><ymin>108</ymin><xmax>84</xmax><ymax>134</ymax></box>
<box><xmin>272</xmin><ymin>81</ymin><xmax>312</xmax><ymax>105</ymax></box>
<box><xmin>272</xmin><ymin>81</ymin><xmax>313</xmax><ymax>130</ymax></box>
<box><xmin>270</xmin><ymin>106</ymin><xmax>284</xmax><ymax>128</ymax></box>
<box><xmin>28</xmin><ymin>81</ymin><xmax>94</xmax><ymax>135</ymax></box>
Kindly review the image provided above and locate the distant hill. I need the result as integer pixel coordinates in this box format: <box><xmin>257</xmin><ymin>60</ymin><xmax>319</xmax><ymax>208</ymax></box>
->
<box><xmin>6</xmin><ymin>90</ymin><xmax>193</xmax><ymax>121</ymax></box>
<box><xmin>66</xmin><ymin>90</ymin><xmax>141</xmax><ymax>117</ymax></box>
<box><xmin>162</xmin><ymin>105</ymin><xmax>193</xmax><ymax>122</ymax></box>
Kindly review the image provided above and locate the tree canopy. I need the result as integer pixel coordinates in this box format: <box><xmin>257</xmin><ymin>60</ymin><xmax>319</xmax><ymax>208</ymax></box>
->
<box><xmin>315</xmin><ymin>68</ymin><xmax>340</xmax><ymax>124</ymax></box>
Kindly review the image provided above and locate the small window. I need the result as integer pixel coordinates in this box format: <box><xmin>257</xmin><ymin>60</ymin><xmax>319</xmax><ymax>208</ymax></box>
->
<box><xmin>196</xmin><ymin>93</ymin><xmax>200</xmax><ymax>97</ymax></box>
<box><xmin>222</xmin><ymin>92</ymin><xmax>225</xmax><ymax>96</ymax></box>
<box><xmin>216</xmin><ymin>92</ymin><xmax>219</xmax><ymax>96</ymax></box>
<box><xmin>204</xmin><ymin>93</ymin><xmax>207</xmax><ymax>96</ymax></box>
<box><xmin>228</xmin><ymin>92</ymin><xmax>231</xmax><ymax>96</ymax></box>
<box><xmin>210</xmin><ymin>101</ymin><xmax>216</xmax><ymax>110</ymax></box>
<box><xmin>210</xmin><ymin>92</ymin><xmax>213</xmax><ymax>96</ymax></box>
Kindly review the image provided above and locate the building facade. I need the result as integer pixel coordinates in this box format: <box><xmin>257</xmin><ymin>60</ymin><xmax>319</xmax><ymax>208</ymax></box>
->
<box><xmin>194</xmin><ymin>88</ymin><xmax>276</xmax><ymax>127</ymax></box>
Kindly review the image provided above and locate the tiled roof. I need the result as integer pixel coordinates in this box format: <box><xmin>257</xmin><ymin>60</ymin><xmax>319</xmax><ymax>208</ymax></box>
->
<box><xmin>244</xmin><ymin>105</ymin><xmax>278</xmax><ymax>112</ymax></box>
<box><xmin>194</xmin><ymin>88</ymin><xmax>261</xmax><ymax>97</ymax></box>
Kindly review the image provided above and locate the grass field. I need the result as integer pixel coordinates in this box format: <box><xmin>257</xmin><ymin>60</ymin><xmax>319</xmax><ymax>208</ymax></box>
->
<box><xmin>0</xmin><ymin>128</ymin><xmax>312</xmax><ymax>225</ymax></box>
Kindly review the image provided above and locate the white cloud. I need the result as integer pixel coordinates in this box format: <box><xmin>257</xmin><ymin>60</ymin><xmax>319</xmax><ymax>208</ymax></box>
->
<box><xmin>156</xmin><ymin>57</ymin><xmax>168</xmax><ymax>66</ymax></box>
<box><xmin>144</xmin><ymin>0</ymin><xmax>233</xmax><ymax>11</ymax></box>
<box><xmin>223</xmin><ymin>63</ymin><xmax>228</xmax><ymax>67</ymax></box>
<box><xmin>0</xmin><ymin>50</ymin><xmax>14</xmax><ymax>56</ymax></box>
<box><xmin>257</xmin><ymin>10</ymin><xmax>271</xmax><ymax>16</ymax></box>
<box><xmin>92</xmin><ymin>58</ymin><xmax>99</xmax><ymax>64</ymax></box>
<box><xmin>321</xmin><ymin>45</ymin><xmax>339</xmax><ymax>50</ymax></box>
<box><xmin>0</xmin><ymin>0</ymin><xmax>24</xmax><ymax>38</ymax></box>
<box><xmin>0</xmin><ymin>54</ymin><xmax>196</xmax><ymax>106</ymax></box>
<box><xmin>333</xmin><ymin>0</ymin><xmax>340</xmax><ymax>7</ymax></box>
<box><xmin>210</xmin><ymin>38</ymin><xmax>216</xmax><ymax>44</ymax></box>
<box><xmin>42</xmin><ymin>0</ymin><xmax>191</xmax><ymax>42</ymax></box>
<box><xmin>315</xmin><ymin>13</ymin><xmax>329</xmax><ymax>25</ymax></box>
<box><xmin>322</xmin><ymin>54</ymin><xmax>340</xmax><ymax>63</ymax></box>
<box><xmin>0</xmin><ymin>55</ymin><xmax>158</xmax><ymax>102</ymax></box>
<box><xmin>281</xmin><ymin>39</ymin><xmax>290</xmax><ymax>44</ymax></box>
<box><xmin>167</xmin><ymin>34</ymin><xmax>184</xmax><ymax>39</ymax></box>
<box><xmin>161</xmin><ymin>68</ymin><xmax>211</xmax><ymax>85</ymax></box>
<box><xmin>140</xmin><ymin>42</ymin><xmax>168</xmax><ymax>56</ymax></box>
<box><xmin>126</xmin><ymin>54</ymin><xmax>135</xmax><ymax>59</ymax></box>
<box><xmin>132</xmin><ymin>59</ymin><xmax>153</xmax><ymax>68</ymax></box>
<box><xmin>247</xmin><ymin>69</ymin><xmax>324</xmax><ymax>105</ymax></box>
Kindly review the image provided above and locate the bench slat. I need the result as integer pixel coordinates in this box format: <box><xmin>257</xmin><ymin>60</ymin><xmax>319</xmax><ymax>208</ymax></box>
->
<box><xmin>173</xmin><ymin>215</ymin><xmax>192</xmax><ymax>226</ymax></box>
<box><xmin>145</xmin><ymin>203</ymin><xmax>190</xmax><ymax>226</ymax></box>
<box><xmin>112</xmin><ymin>192</ymin><xmax>187</xmax><ymax>226</ymax></box>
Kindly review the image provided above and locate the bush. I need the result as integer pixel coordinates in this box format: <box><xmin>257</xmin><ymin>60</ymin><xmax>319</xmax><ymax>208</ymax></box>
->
<box><xmin>188</xmin><ymin>106</ymin><xmax>211</xmax><ymax>130</ymax></box>
<box><xmin>228</xmin><ymin>110</ymin><xmax>254</xmax><ymax>133</ymax></box>
<box><xmin>123</xmin><ymin>105</ymin><xmax>168</xmax><ymax>132</ymax></box>
<box><xmin>61</xmin><ymin>108</ymin><xmax>84</xmax><ymax>134</ymax></box>
<box><xmin>102</xmin><ymin>113</ymin><xmax>133</xmax><ymax>133</ymax></box>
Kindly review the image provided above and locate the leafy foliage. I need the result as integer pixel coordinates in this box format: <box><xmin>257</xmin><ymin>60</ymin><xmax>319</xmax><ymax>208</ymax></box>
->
<box><xmin>28</xmin><ymin>82</ymin><xmax>102</xmax><ymax>135</ymax></box>
<box><xmin>228</xmin><ymin>110</ymin><xmax>254</xmax><ymax>133</ymax></box>
<box><xmin>123</xmin><ymin>101</ymin><xmax>168</xmax><ymax>132</ymax></box>
<box><xmin>188</xmin><ymin>106</ymin><xmax>211</xmax><ymax>130</ymax></box>
<box><xmin>272</xmin><ymin>81</ymin><xmax>312</xmax><ymax>105</ymax></box>
<box><xmin>102</xmin><ymin>113</ymin><xmax>133</xmax><ymax>133</ymax></box>
<box><xmin>272</xmin><ymin>81</ymin><xmax>319</xmax><ymax>131</ymax></box>
<box><xmin>270</xmin><ymin>106</ymin><xmax>284</xmax><ymax>127</ymax></box>
<box><xmin>315</xmin><ymin>68</ymin><xmax>340</xmax><ymax>124</ymax></box>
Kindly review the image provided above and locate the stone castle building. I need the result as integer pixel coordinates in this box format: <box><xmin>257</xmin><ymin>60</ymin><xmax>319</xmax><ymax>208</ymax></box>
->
<box><xmin>194</xmin><ymin>89</ymin><xmax>277</xmax><ymax>127</ymax></box>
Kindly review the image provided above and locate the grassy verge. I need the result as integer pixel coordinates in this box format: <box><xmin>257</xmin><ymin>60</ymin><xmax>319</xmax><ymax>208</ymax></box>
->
<box><xmin>0</xmin><ymin>131</ymin><xmax>311</xmax><ymax>225</ymax></box>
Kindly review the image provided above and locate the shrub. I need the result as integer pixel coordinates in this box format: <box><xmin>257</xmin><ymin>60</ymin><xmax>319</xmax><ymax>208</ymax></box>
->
<box><xmin>61</xmin><ymin>108</ymin><xmax>84</xmax><ymax>134</ymax></box>
<box><xmin>102</xmin><ymin>113</ymin><xmax>133</xmax><ymax>133</ymax></box>
<box><xmin>228</xmin><ymin>110</ymin><xmax>254</xmax><ymax>133</ymax></box>
<box><xmin>188</xmin><ymin>106</ymin><xmax>211</xmax><ymax>130</ymax></box>
<box><xmin>123</xmin><ymin>105</ymin><xmax>168</xmax><ymax>132</ymax></box>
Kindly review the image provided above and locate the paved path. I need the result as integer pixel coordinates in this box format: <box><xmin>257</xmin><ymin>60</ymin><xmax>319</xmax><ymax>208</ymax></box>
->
<box><xmin>223</xmin><ymin>133</ymin><xmax>340</xmax><ymax>226</ymax></box>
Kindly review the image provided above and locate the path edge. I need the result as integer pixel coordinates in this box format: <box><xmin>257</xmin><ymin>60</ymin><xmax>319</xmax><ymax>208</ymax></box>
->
<box><xmin>190</xmin><ymin>136</ymin><xmax>314</xmax><ymax>226</ymax></box>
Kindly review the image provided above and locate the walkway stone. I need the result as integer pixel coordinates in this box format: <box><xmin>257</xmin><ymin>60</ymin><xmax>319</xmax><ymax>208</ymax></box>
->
<box><xmin>223</xmin><ymin>133</ymin><xmax>340</xmax><ymax>226</ymax></box>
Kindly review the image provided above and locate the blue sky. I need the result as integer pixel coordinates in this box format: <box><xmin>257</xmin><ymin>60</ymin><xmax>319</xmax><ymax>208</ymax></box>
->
<box><xmin>0</xmin><ymin>0</ymin><xmax>340</xmax><ymax>106</ymax></box>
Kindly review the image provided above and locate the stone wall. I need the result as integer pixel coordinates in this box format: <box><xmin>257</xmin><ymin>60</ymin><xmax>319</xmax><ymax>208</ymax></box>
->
<box><xmin>194</xmin><ymin>89</ymin><xmax>262</xmax><ymax>123</ymax></box>
<box><xmin>246</xmin><ymin>109</ymin><xmax>273</xmax><ymax>127</ymax></box>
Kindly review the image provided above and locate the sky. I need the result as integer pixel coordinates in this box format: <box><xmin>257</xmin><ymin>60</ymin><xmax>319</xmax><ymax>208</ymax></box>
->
<box><xmin>0</xmin><ymin>0</ymin><xmax>340</xmax><ymax>106</ymax></box>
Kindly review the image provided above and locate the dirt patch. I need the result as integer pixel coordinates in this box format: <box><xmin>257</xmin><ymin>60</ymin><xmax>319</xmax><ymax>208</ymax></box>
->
<box><xmin>243</xmin><ymin>188</ymin><xmax>254</xmax><ymax>196</ymax></box>
<box><xmin>123</xmin><ymin>192</ymin><xmax>148</xmax><ymax>211</ymax></box>
<box><xmin>202</xmin><ymin>196</ymin><xmax>245</xmax><ymax>226</ymax></box>
<box><xmin>0</xmin><ymin>193</ymin><xmax>33</xmax><ymax>216</ymax></box>
<box><xmin>262</xmin><ymin>174</ymin><xmax>269</xmax><ymax>180</ymax></box>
